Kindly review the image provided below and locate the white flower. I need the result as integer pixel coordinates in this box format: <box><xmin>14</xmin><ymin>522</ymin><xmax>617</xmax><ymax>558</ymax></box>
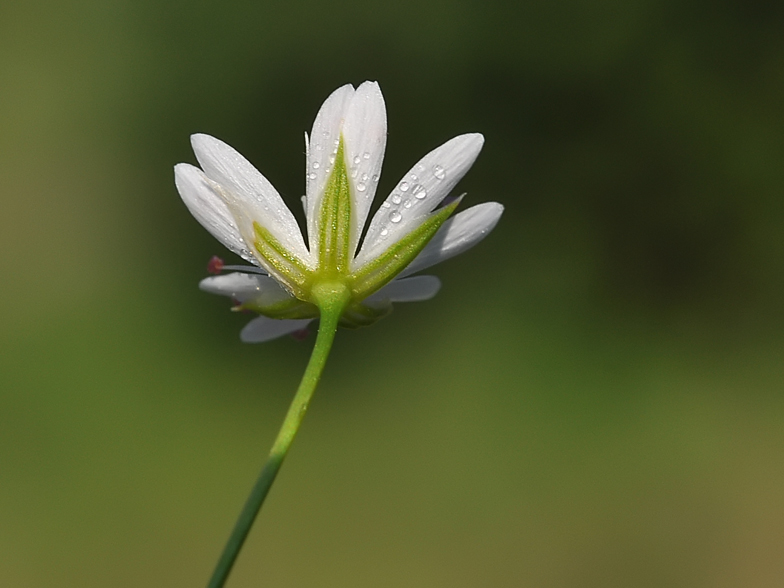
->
<box><xmin>174</xmin><ymin>81</ymin><xmax>503</xmax><ymax>342</ymax></box>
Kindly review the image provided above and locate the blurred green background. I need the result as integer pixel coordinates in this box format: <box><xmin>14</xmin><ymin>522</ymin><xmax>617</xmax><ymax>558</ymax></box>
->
<box><xmin>2</xmin><ymin>0</ymin><xmax>784</xmax><ymax>586</ymax></box>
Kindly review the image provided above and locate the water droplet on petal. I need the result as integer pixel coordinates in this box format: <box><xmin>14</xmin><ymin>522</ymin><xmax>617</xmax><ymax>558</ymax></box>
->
<box><xmin>403</xmin><ymin>199</ymin><xmax>412</xmax><ymax>208</ymax></box>
<box><xmin>410</xmin><ymin>174</ymin><xmax>418</xmax><ymax>181</ymax></box>
<box><xmin>391</xmin><ymin>194</ymin><xmax>402</xmax><ymax>204</ymax></box>
<box><xmin>312</xmin><ymin>162</ymin><xmax>320</xmax><ymax>169</ymax></box>
<box><xmin>434</xmin><ymin>165</ymin><xmax>446</xmax><ymax>180</ymax></box>
<box><xmin>361</xmin><ymin>173</ymin><xmax>368</xmax><ymax>181</ymax></box>
<box><xmin>399</xmin><ymin>181</ymin><xmax>409</xmax><ymax>192</ymax></box>
<box><xmin>381</xmin><ymin>202</ymin><xmax>391</xmax><ymax>208</ymax></box>
<box><xmin>351</xmin><ymin>169</ymin><xmax>358</xmax><ymax>178</ymax></box>
<box><xmin>389</xmin><ymin>211</ymin><xmax>402</xmax><ymax>223</ymax></box>
<box><xmin>371</xmin><ymin>174</ymin><xmax>379</xmax><ymax>182</ymax></box>
<box><xmin>380</xmin><ymin>228</ymin><xmax>389</xmax><ymax>236</ymax></box>
<box><xmin>413</xmin><ymin>184</ymin><xmax>427</xmax><ymax>199</ymax></box>
<box><xmin>329</xmin><ymin>155</ymin><xmax>336</xmax><ymax>164</ymax></box>
<box><xmin>308</xmin><ymin>172</ymin><xmax>317</xmax><ymax>180</ymax></box>
<box><xmin>357</xmin><ymin>182</ymin><xmax>366</xmax><ymax>192</ymax></box>
<box><xmin>363</xmin><ymin>151</ymin><xmax>370</xmax><ymax>159</ymax></box>
<box><xmin>353</xmin><ymin>156</ymin><xmax>361</xmax><ymax>165</ymax></box>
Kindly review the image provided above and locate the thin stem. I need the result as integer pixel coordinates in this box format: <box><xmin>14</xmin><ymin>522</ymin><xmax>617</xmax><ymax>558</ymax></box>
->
<box><xmin>206</xmin><ymin>285</ymin><xmax>347</xmax><ymax>588</ymax></box>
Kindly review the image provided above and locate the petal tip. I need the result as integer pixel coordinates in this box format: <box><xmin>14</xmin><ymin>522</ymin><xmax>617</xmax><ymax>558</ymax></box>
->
<box><xmin>190</xmin><ymin>133</ymin><xmax>225</xmax><ymax>156</ymax></box>
<box><xmin>487</xmin><ymin>201</ymin><xmax>504</xmax><ymax>215</ymax></box>
<box><xmin>465</xmin><ymin>133</ymin><xmax>485</xmax><ymax>149</ymax></box>
<box><xmin>198</xmin><ymin>275</ymin><xmax>222</xmax><ymax>293</ymax></box>
<box><xmin>356</xmin><ymin>80</ymin><xmax>383</xmax><ymax>96</ymax></box>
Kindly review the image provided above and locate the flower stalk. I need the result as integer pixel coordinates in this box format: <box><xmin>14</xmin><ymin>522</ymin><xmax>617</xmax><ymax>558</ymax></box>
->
<box><xmin>206</xmin><ymin>283</ymin><xmax>349</xmax><ymax>588</ymax></box>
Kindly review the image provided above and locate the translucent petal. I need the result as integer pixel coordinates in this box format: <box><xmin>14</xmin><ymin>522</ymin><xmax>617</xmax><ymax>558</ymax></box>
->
<box><xmin>199</xmin><ymin>272</ymin><xmax>296</xmax><ymax>305</ymax></box>
<box><xmin>398</xmin><ymin>202</ymin><xmax>504</xmax><ymax>278</ymax></box>
<box><xmin>240</xmin><ymin>316</ymin><xmax>313</xmax><ymax>343</ymax></box>
<box><xmin>341</xmin><ymin>81</ymin><xmax>387</xmax><ymax>257</ymax></box>
<box><xmin>190</xmin><ymin>134</ymin><xmax>312</xmax><ymax>267</ymax></box>
<box><xmin>364</xmin><ymin>275</ymin><xmax>441</xmax><ymax>304</ymax></box>
<box><xmin>305</xmin><ymin>84</ymin><xmax>355</xmax><ymax>255</ymax></box>
<box><xmin>355</xmin><ymin>133</ymin><xmax>484</xmax><ymax>268</ymax></box>
<box><xmin>174</xmin><ymin>164</ymin><xmax>256</xmax><ymax>263</ymax></box>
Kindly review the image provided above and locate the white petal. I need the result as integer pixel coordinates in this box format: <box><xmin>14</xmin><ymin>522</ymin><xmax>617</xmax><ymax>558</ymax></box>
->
<box><xmin>355</xmin><ymin>133</ymin><xmax>485</xmax><ymax>268</ymax></box>
<box><xmin>240</xmin><ymin>316</ymin><xmax>313</xmax><ymax>343</ymax></box>
<box><xmin>341</xmin><ymin>81</ymin><xmax>387</xmax><ymax>257</ymax></box>
<box><xmin>364</xmin><ymin>275</ymin><xmax>441</xmax><ymax>304</ymax></box>
<box><xmin>305</xmin><ymin>84</ymin><xmax>355</xmax><ymax>254</ymax></box>
<box><xmin>174</xmin><ymin>164</ymin><xmax>256</xmax><ymax>263</ymax></box>
<box><xmin>398</xmin><ymin>202</ymin><xmax>504</xmax><ymax>278</ymax></box>
<box><xmin>199</xmin><ymin>272</ymin><xmax>296</xmax><ymax>305</ymax></box>
<box><xmin>190</xmin><ymin>134</ymin><xmax>312</xmax><ymax>267</ymax></box>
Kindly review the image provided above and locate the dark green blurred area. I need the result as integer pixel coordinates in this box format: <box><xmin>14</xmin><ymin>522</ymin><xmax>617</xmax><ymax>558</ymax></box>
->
<box><xmin>2</xmin><ymin>0</ymin><xmax>784</xmax><ymax>586</ymax></box>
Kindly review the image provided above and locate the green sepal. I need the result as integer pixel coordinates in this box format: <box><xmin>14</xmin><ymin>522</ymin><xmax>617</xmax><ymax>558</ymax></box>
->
<box><xmin>339</xmin><ymin>301</ymin><xmax>393</xmax><ymax>328</ymax></box>
<box><xmin>238</xmin><ymin>297</ymin><xmax>319</xmax><ymax>320</ymax></box>
<box><xmin>317</xmin><ymin>139</ymin><xmax>352</xmax><ymax>274</ymax></box>
<box><xmin>348</xmin><ymin>198</ymin><xmax>462</xmax><ymax>301</ymax></box>
<box><xmin>253</xmin><ymin>222</ymin><xmax>311</xmax><ymax>299</ymax></box>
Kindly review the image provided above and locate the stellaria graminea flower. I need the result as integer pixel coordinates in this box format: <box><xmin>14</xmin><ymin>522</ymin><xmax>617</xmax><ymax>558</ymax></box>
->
<box><xmin>175</xmin><ymin>82</ymin><xmax>504</xmax><ymax>588</ymax></box>
<box><xmin>174</xmin><ymin>81</ymin><xmax>503</xmax><ymax>342</ymax></box>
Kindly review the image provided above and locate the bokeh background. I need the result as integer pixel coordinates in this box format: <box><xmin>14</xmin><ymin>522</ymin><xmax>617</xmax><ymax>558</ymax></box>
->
<box><xmin>2</xmin><ymin>0</ymin><xmax>784</xmax><ymax>586</ymax></box>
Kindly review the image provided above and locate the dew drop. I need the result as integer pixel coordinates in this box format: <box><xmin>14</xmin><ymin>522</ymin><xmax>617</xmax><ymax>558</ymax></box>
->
<box><xmin>353</xmin><ymin>156</ymin><xmax>361</xmax><ymax>165</ymax></box>
<box><xmin>380</xmin><ymin>228</ymin><xmax>389</xmax><ymax>236</ymax></box>
<box><xmin>329</xmin><ymin>155</ymin><xmax>336</xmax><ymax>164</ymax></box>
<box><xmin>351</xmin><ymin>169</ymin><xmax>358</xmax><ymax>178</ymax></box>
<box><xmin>434</xmin><ymin>165</ymin><xmax>446</xmax><ymax>180</ymax></box>
<box><xmin>399</xmin><ymin>181</ymin><xmax>409</xmax><ymax>192</ymax></box>
<box><xmin>357</xmin><ymin>182</ymin><xmax>366</xmax><ymax>192</ymax></box>
<box><xmin>410</xmin><ymin>174</ymin><xmax>418</xmax><ymax>181</ymax></box>
<box><xmin>389</xmin><ymin>211</ymin><xmax>402</xmax><ymax>223</ymax></box>
<box><xmin>363</xmin><ymin>151</ymin><xmax>370</xmax><ymax>159</ymax></box>
<box><xmin>312</xmin><ymin>162</ymin><xmax>320</xmax><ymax>169</ymax></box>
<box><xmin>391</xmin><ymin>194</ymin><xmax>402</xmax><ymax>204</ymax></box>
<box><xmin>371</xmin><ymin>174</ymin><xmax>379</xmax><ymax>182</ymax></box>
<box><xmin>308</xmin><ymin>172</ymin><xmax>317</xmax><ymax>180</ymax></box>
<box><xmin>361</xmin><ymin>173</ymin><xmax>369</xmax><ymax>181</ymax></box>
<box><xmin>381</xmin><ymin>201</ymin><xmax>391</xmax><ymax>208</ymax></box>
<box><xmin>413</xmin><ymin>184</ymin><xmax>427</xmax><ymax>199</ymax></box>
<box><xmin>403</xmin><ymin>199</ymin><xmax>412</xmax><ymax>208</ymax></box>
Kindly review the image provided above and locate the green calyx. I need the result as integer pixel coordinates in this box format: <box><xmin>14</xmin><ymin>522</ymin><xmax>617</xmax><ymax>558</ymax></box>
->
<box><xmin>249</xmin><ymin>135</ymin><xmax>456</xmax><ymax>326</ymax></box>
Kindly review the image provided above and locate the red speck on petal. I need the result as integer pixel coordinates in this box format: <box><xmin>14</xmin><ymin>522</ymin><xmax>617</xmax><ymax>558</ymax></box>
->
<box><xmin>291</xmin><ymin>328</ymin><xmax>310</xmax><ymax>341</ymax></box>
<box><xmin>231</xmin><ymin>299</ymin><xmax>254</xmax><ymax>314</ymax></box>
<box><xmin>207</xmin><ymin>256</ymin><xmax>224</xmax><ymax>274</ymax></box>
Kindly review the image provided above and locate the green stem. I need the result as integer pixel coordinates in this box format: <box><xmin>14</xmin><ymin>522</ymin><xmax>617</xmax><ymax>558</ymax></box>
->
<box><xmin>206</xmin><ymin>283</ymin><xmax>349</xmax><ymax>588</ymax></box>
